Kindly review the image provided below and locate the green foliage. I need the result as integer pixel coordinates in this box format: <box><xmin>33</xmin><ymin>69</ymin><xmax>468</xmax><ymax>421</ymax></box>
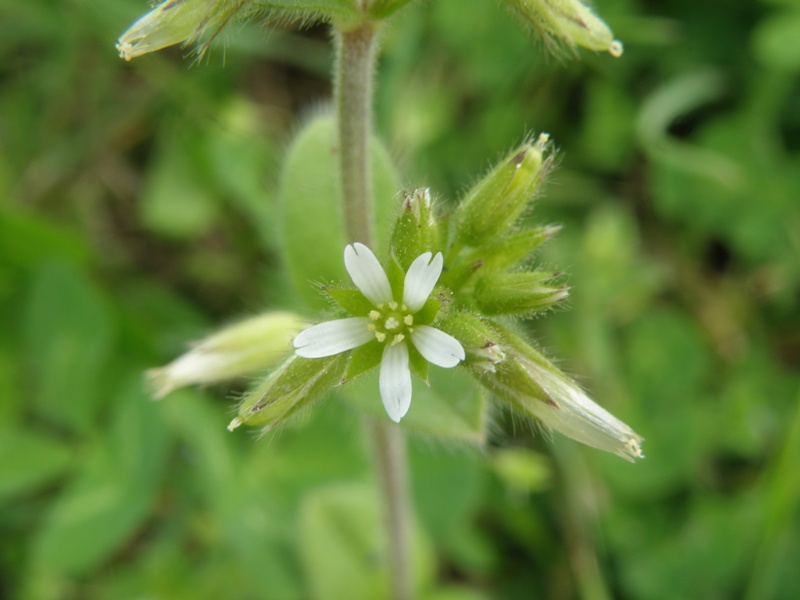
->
<box><xmin>1</xmin><ymin>0</ymin><xmax>799</xmax><ymax>599</ymax></box>
<box><xmin>279</xmin><ymin>114</ymin><xmax>400</xmax><ymax>310</ymax></box>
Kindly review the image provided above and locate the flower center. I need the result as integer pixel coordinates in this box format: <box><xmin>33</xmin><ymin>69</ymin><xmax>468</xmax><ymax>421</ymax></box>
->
<box><xmin>367</xmin><ymin>301</ymin><xmax>414</xmax><ymax>346</ymax></box>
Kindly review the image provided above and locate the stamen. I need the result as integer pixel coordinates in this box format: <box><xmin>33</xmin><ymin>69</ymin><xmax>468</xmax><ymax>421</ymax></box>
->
<box><xmin>388</xmin><ymin>301</ymin><xmax>398</xmax><ymax>310</ymax></box>
<box><xmin>369</xmin><ymin>310</ymin><xmax>381</xmax><ymax>320</ymax></box>
<box><xmin>403</xmin><ymin>315</ymin><xmax>413</xmax><ymax>326</ymax></box>
<box><xmin>367</xmin><ymin>323</ymin><xmax>376</xmax><ymax>332</ymax></box>
<box><xmin>375</xmin><ymin>332</ymin><xmax>387</xmax><ymax>342</ymax></box>
<box><xmin>391</xmin><ymin>334</ymin><xmax>405</xmax><ymax>346</ymax></box>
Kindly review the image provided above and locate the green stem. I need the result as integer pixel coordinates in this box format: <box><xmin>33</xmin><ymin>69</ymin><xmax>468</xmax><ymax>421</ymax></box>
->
<box><xmin>334</xmin><ymin>23</ymin><xmax>413</xmax><ymax>600</ymax></box>
<box><xmin>370</xmin><ymin>417</ymin><xmax>413</xmax><ymax>600</ymax></box>
<box><xmin>335</xmin><ymin>24</ymin><xmax>378</xmax><ymax>246</ymax></box>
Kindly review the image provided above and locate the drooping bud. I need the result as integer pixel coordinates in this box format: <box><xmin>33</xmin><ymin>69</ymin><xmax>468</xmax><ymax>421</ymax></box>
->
<box><xmin>146</xmin><ymin>311</ymin><xmax>307</xmax><ymax>399</ymax></box>
<box><xmin>474</xmin><ymin>271</ymin><xmax>569</xmax><ymax>316</ymax></box>
<box><xmin>454</xmin><ymin>134</ymin><xmax>551</xmax><ymax>247</ymax></box>
<box><xmin>466</xmin><ymin>322</ymin><xmax>644</xmax><ymax>461</ymax></box>
<box><xmin>116</xmin><ymin>0</ymin><xmax>246</xmax><ymax>61</ymax></box>
<box><xmin>229</xmin><ymin>353</ymin><xmax>348</xmax><ymax>432</ymax></box>
<box><xmin>505</xmin><ymin>0</ymin><xmax>624</xmax><ymax>57</ymax></box>
<box><xmin>390</xmin><ymin>188</ymin><xmax>442</xmax><ymax>270</ymax></box>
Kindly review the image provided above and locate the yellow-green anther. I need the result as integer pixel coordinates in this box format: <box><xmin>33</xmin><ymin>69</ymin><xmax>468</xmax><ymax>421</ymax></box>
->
<box><xmin>505</xmin><ymin>0</ymin><xmax>623</xmax><ymax>57</ymax></box>
<box><xmin>454</xmin><ymin>134</ymin><xmax>550</xmax><ymax>246</ymax></box>
<box><xmin>146</xmin><ymin>311</ymin><xmax>308</xmax><ymax>399</ymax></box>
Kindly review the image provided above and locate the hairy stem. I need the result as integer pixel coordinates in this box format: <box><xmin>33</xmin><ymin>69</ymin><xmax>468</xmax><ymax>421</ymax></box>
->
<box><xmin>335</xmin><ymin>23</ymin><xmax>413</xmax><ymax>600</ymax></box>
<box><xmin>370</xmin><ymin>417</ymin><xmax>413</xmax><ymax>600</ymax></box>
<box><xmin>335</xmin><ymin>24</ymin><xmax>378</xmax><ymax>246</ymax></box>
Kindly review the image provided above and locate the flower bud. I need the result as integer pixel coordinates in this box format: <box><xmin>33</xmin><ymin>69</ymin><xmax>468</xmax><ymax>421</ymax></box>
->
<box><xmin>116</xmin><ymin>0</ymin><xmax>244</xmax><ymax>61</ymax></box>
<box><xmin>228</xmin><ymin>353</ymin><xmax>348</xmax><ymax>432</ymax></box>
<box><xmin>146</xmin><ymin>311</ymin><xmax>307</xmax><ymax>399</ymax></box>
<box><xmin>474</xmin><ymin>271</ymin><xmax>569</xmax><ymax>316</ymax></box>
<box><xmin>454</xmin><ymin>134</ymin><xmax>550</xmax><ymax>247</ymax></box>
<box><xmin>390</xmin><ymin>188</ymin><xmax>442</xmax><ymax>271</ymax></box>
<box><xmin>467</xmin><ymin>322</ymin><xmax>644</xmax><ymax>461</ymax></box>
<box><xmin>506</xmin><ymin>0</ymin><xmax>623</xmax><ymax>57</ymax></box>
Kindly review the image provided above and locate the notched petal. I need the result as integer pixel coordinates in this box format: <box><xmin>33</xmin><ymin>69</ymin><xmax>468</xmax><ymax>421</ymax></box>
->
<box><xmin>293</xmin><ymin>317</ymin><xmax>372</xmax><ymax>358</ymax></box>
<box><xmin>411</xmin><ymin>325</ymin><xmax>465</xmax><ymax>368</ymax></box>
<box><xmin>344</xmin><ymin>243</ymin><xmax>393</xmax><ymax>306</ymax></box>
<box><xmin>379</xmin><ymin>342</ymin><xmax>412</xmax><ymax>422</ymax></box>
<box><xmin>403</xmin><ymin>252</ymin><xmax>444</xmax><ymax>312</ymax></box>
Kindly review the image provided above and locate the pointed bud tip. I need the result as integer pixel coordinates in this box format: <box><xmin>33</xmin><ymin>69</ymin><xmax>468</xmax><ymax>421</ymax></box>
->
<box><xmin>609</xmin><ymin>40</ymin><xmax>624</xmax><ymax>58</ymax></box>
<box><xmin>227</xmin><ymin>417</ymin><xmax>243</xmax><ymax>432</ymax></box>
<box><xmin>625</xmin><ymin>437</ymin><xmax>645</xmax><ymax>460</ymax></box>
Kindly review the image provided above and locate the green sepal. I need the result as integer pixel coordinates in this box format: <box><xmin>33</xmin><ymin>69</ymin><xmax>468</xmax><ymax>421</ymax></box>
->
<box><xmin>454</xmin><ymin>135</ymin><xmax>551</xmax><ymax>247</ymax></box>
<box><xmin>326</xmin><ymin>287</ymin><xmax>374</xmax><ymax>316</ymax></box>
<box><xmin>390</xmin><ymin>188</ymin><xmax>442</xmax><ymax>272</ymax></box>
<box><xmin>234</xmin><ymin>353</ymin><xmax>347</xmax><ymax>430</ymax></box>
<box><xmin>385</xmin><ymin>253</ymin><xmax>407</xmax><ymax>302</ymax></box>
<box><xmin>344</xmin><ymin>340</ymin><xmax>383</xmax><ymax>381</ymax></box>
<box><xmin>414</xmin><ymin>296</ymin><xmax>441</xmax><ymax>326</ymax></box>
<box><xmin>408</xmin><ymin>343</ymin><xmax>429</xmax><ymax>383</ymax></box>
<box><xmin>367</xmin><ymin>0</ymin><xmax>417</xmax><ymax>20</ymax></box>
<box><xmin>474</xmin><ymin>271</ymin><xmax>569</xmax><ymax>316</ymax></box>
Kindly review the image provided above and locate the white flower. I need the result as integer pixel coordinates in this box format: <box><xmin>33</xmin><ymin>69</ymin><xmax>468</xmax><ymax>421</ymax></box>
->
<box><xmin>293</xmin><ymin>243</ymin><xmax>465</xmax><ymax>423</ymax></box>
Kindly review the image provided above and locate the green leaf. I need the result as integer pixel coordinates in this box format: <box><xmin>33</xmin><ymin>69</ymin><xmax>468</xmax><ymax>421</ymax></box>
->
<box><xmin>279</xmin><ymin>114</ymin><xmax>400</xmax><ymax>310</ymax></box>
<box><xmin>753</xmin><ymin>10</ymin><xmax>800</xmax><ymax>70</ymax></box>
<box><xmin>0</xmin><ymin>428</ymin><xmax>72</xmax><ymax>502</ymax></box>
<box><xmin>299</xmin><ymin>484</ymin><xmax>434</xmax><ymax>600</ymax></box>
<box><xmin>139</xmin><ymin>124</ymin><xmax>220</xmax><ymax>239</ymax></box>
<box><xmin>22</xmin><ymin>262</ymin><xmax>114</xmax><ymax>433</ymax></box>
<box><xmin>341</xmin><ymin>367</ymin><xmax>487</xmax><ymax>444</ymax></box>
<box><xmin>32</xmin><ymin>376</ymin><xmax>168</xmax><ymax>575</ymax></box>
<box><xmin>0</xmin><ymin>208</ymin><xmax>89</xmax><ymax>272</ymax></box>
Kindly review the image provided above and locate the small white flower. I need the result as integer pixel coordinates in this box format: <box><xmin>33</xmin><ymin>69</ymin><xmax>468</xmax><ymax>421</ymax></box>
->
<box><xmin>293</xmin><ymin>243</ymin><xmax>465</xmax><ymax>423</ymax></box>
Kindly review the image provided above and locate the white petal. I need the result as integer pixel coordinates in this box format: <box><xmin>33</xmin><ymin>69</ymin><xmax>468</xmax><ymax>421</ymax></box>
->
<box><xmin>411</xmin><ymin>325</ymin><xmax>465</xmax><ymax>368</ymax></box>
<box><xmin>379</xmin><ymin>343</ymin><xmax>412</xmax><ymax>422</ymax></box>
<box><xmin>293</xmin><ymin>317</ymin><xmax>372</xmax><ymax>358</ymax></box>
<box><xmin>403</xmin><ymin>252</ymin><xmax>443</xmax><ymax>312</ymax></box>
<box><xmin>344</xmin><ymin>243</ymin><xmax>393</xmax><ymax>306</ymax></box>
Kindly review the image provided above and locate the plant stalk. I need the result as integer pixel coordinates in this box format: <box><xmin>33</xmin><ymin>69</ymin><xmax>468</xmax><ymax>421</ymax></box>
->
<box><xmin>335</xmin><ymin>24</ymin><xmax>378</xmax><ymax>246</ymax></box>
<box><xmin>335</xmin><ymin>23</ymin><xmax>413</xmax><ymax>600</ymax></box>
<box><xmin>370</xmin><ymin>417</ymin><xmax>413</xmax><ymax>600</ymax></box>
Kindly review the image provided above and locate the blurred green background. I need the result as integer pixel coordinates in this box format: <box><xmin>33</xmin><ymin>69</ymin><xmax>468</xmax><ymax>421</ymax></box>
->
<box><xmin>1</xmin><ymin>0</ymin><xmax>799</xmax><ymax>598</ymax></box>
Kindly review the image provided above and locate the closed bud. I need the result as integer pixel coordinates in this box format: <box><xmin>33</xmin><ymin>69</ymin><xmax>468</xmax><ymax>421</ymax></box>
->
<box><xmin>466</xmin><ymin>323</ymin><xmax>644</xmax><ymax>461</ymax></box>
<box><xmin>470</xmin><ymin>225</ymin><xmax>561</xmax><ymax>272</ymax></box>
<box><xmin>454</xmin><ymin>134</ymin><xmax>550</xmax><ymax>246</ymax></box>
<box><xmin>117</xmin><ymin>0</ymin><xmax>247</xmax><ymax>60</ymax></box>
<box><xmin>228</xmin><ymin>353</ymin><xmax>348</xmax><ymax>432</ymax></box>
<box><xmin>390</xmin><ymin>188</ymin><xmax>442</xmax><ymax>270</ymax></box>
<box><xmin>506</xmin><ymin>0</ymin><xmax>623</xmax><ymax>57</ymax></box>
<box><xmin>475</xmin><ymin>271</ymin><xmax>569</xmax><ymax>316</ymax></box>
<box><xmin>146</xmin><ymin>311</ymin><xmax>307</xmax><ymax>399</ymax></box>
